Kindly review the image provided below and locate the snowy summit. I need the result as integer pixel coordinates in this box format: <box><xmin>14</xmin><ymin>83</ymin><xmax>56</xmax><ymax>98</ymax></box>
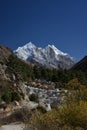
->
<box><xmin>14</xmin><ymin>42</ymin><xmax>75</xmax><ymax>69</ymax></box>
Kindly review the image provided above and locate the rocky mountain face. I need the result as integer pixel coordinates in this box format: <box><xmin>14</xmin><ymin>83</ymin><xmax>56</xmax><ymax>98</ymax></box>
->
<box><xmin>0</xmin><ymin>45</ymin><xmax>12</xmax><ymax>79</ymax></box>
<box><xmin>0</xmin><ymin>45</ymin><xmax>29</xmax><ymax>102</ymax></box>
<box><xmin>14</xmin><ymin>42</ymin><xmax>76</xmax><ymax>69</ymax></box>
<box><xmin>0</xmin><ymin>45</ymin><xmax>12</xmax><ymax>63</ymax></box>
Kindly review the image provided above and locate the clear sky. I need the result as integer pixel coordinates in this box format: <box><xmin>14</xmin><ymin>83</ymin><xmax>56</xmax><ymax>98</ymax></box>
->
<box><xmin>0</xmin><ymin>0</ymin><xmax>87</xmax><ymax>60</ymax></box>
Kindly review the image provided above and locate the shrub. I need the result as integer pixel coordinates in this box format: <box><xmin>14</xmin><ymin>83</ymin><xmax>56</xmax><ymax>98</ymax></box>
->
<box><xmin>11</xmin><ymin>92</ymin><xmax>21</xmax><ymax>101</ymax></box>
<box><xmin>2</xmin><ymin>90</ymin><xmax>12</xmax><ymax>103</ymax></box>
<box><xmin>29</xmin><ymin>101</ymin><xmax>87</xmax><ymax>130</ymax></box>
<box><xmin>2</xmin><ymin>90</ymin><xmax>21</xmax><ymax>103</ymax></box>
<box><xmin>66</xmin><ymin>78</ymin><xmax>84</xmax><ymax>90</ymax></box>
<box><xmin>59</xmin><ymin>101</ymin><xmax>87</xmax><ymax>129</ymax></box>
<box><xmin>29</xmin><ymin>93</ymin><xmax>39</xmax><ymax>103</ymax></box>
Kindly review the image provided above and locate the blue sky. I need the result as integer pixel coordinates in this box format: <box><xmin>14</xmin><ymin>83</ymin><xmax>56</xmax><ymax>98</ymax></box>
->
<box><xmin>0</xmin><ymin>0</ymin><xmax>87</xmax><ymax>60</ymax></box>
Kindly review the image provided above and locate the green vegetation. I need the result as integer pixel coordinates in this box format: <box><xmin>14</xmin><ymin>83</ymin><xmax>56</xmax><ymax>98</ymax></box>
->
<box><xmin>2</xmin><ymin>53</ymin><xmax>87</xmax><ymax>129</ymax></box>
<box><xmin>11</xmin><ymin>91</ymin><xmax>21</xmax><ymax>101</ymax></box>
<box><xmin>29</xmin><ymin>93</ymin><xmax>39</xmax><ymax>103</ymax></box>
<box><xmin>2</xmin><ymin>91</ymin><xmax>12</xmax><ymax>103</ymax></box>
<box><xmin>23</xmin><ymin>77</ymin><xmax>87</xmax><ymax>130</ymax></box>
<box><xmin>38</xmin><ymin>100</ymin><xmax>87</xmax><ymax>130</ymax></box>
<box><xmin>7</xmin><ymin>54</ymin><xmax>87</xmax><ymax>88</ymax></box>
<box><xmin>2</xmin><ymin>90</ymin><xmax>21</xmax><ymax>103</ymax></box>
<box><xmin>6</xmin><ymin>54</ymin><xmax>87</xmax><ymax>89</ymax></box>
<box><xmin>7</xmin><ymin>54</ymin><xmax>35</xmax><ymax>82</ymax></box>
<box><xmin>24</xmin><ymin>99</ymin><xmax>87</xmax><ymax>130</ymax></box>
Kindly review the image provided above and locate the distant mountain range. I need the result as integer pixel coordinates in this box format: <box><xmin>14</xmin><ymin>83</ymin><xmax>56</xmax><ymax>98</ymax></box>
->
<box><xmin>14</xmin><ymin>42</ymin><xmax>76</xmax><ymax>69</ymax></box>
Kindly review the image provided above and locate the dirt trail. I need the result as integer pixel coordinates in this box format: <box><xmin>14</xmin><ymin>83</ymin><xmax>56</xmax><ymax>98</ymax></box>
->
<box><xmin>0</xmin><ymin>123</ymin><xmax>24</xmax><ymax>130</ymax></box>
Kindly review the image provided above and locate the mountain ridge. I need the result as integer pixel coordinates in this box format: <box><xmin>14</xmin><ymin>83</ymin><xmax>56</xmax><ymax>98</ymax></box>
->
<box><xmin>14</xmin><ymin>42</ymin><xmax>76</xmax><ymax>69</ymax></box>
<box><xmin>71</xmin><ymin>55</ymin><xmax>87</xmax><ymax>71</ymax></box>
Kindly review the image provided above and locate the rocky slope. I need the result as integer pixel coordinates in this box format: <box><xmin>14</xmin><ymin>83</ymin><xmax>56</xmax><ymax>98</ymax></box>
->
<box><xmin>71</xmin><ymin>56</ymin><xmax>87</xmax><ymax>71</ymax></box>
<box><xmin>0</xmin><ymin>45</ymin><xmax>29</xmax><ymax>103</ymax></box>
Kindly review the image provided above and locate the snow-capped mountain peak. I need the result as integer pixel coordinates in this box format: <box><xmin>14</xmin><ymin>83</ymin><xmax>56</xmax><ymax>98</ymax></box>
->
<box><xmin>14</xmin><ymin>42</ymin><xmax>76</xmax><ymax>69</ymax></box>
<box><xmin>16</xmin><ymin>42</ymin><xmax>36</xmax><ymax>51</ymax></box>
<box><xmin>24</xmin><ymin>42</ymin><xmax>36</xmax><ymax>49</ymax></box>
<box><xmin>46</xmin><ymin>44</ymin><xmax>67</xmax><ymax>56</ymax></box>
<box><xmin>14</xmin><ymin>42</ymin><xmax>37</xmax><ymax>60</ymax></box>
